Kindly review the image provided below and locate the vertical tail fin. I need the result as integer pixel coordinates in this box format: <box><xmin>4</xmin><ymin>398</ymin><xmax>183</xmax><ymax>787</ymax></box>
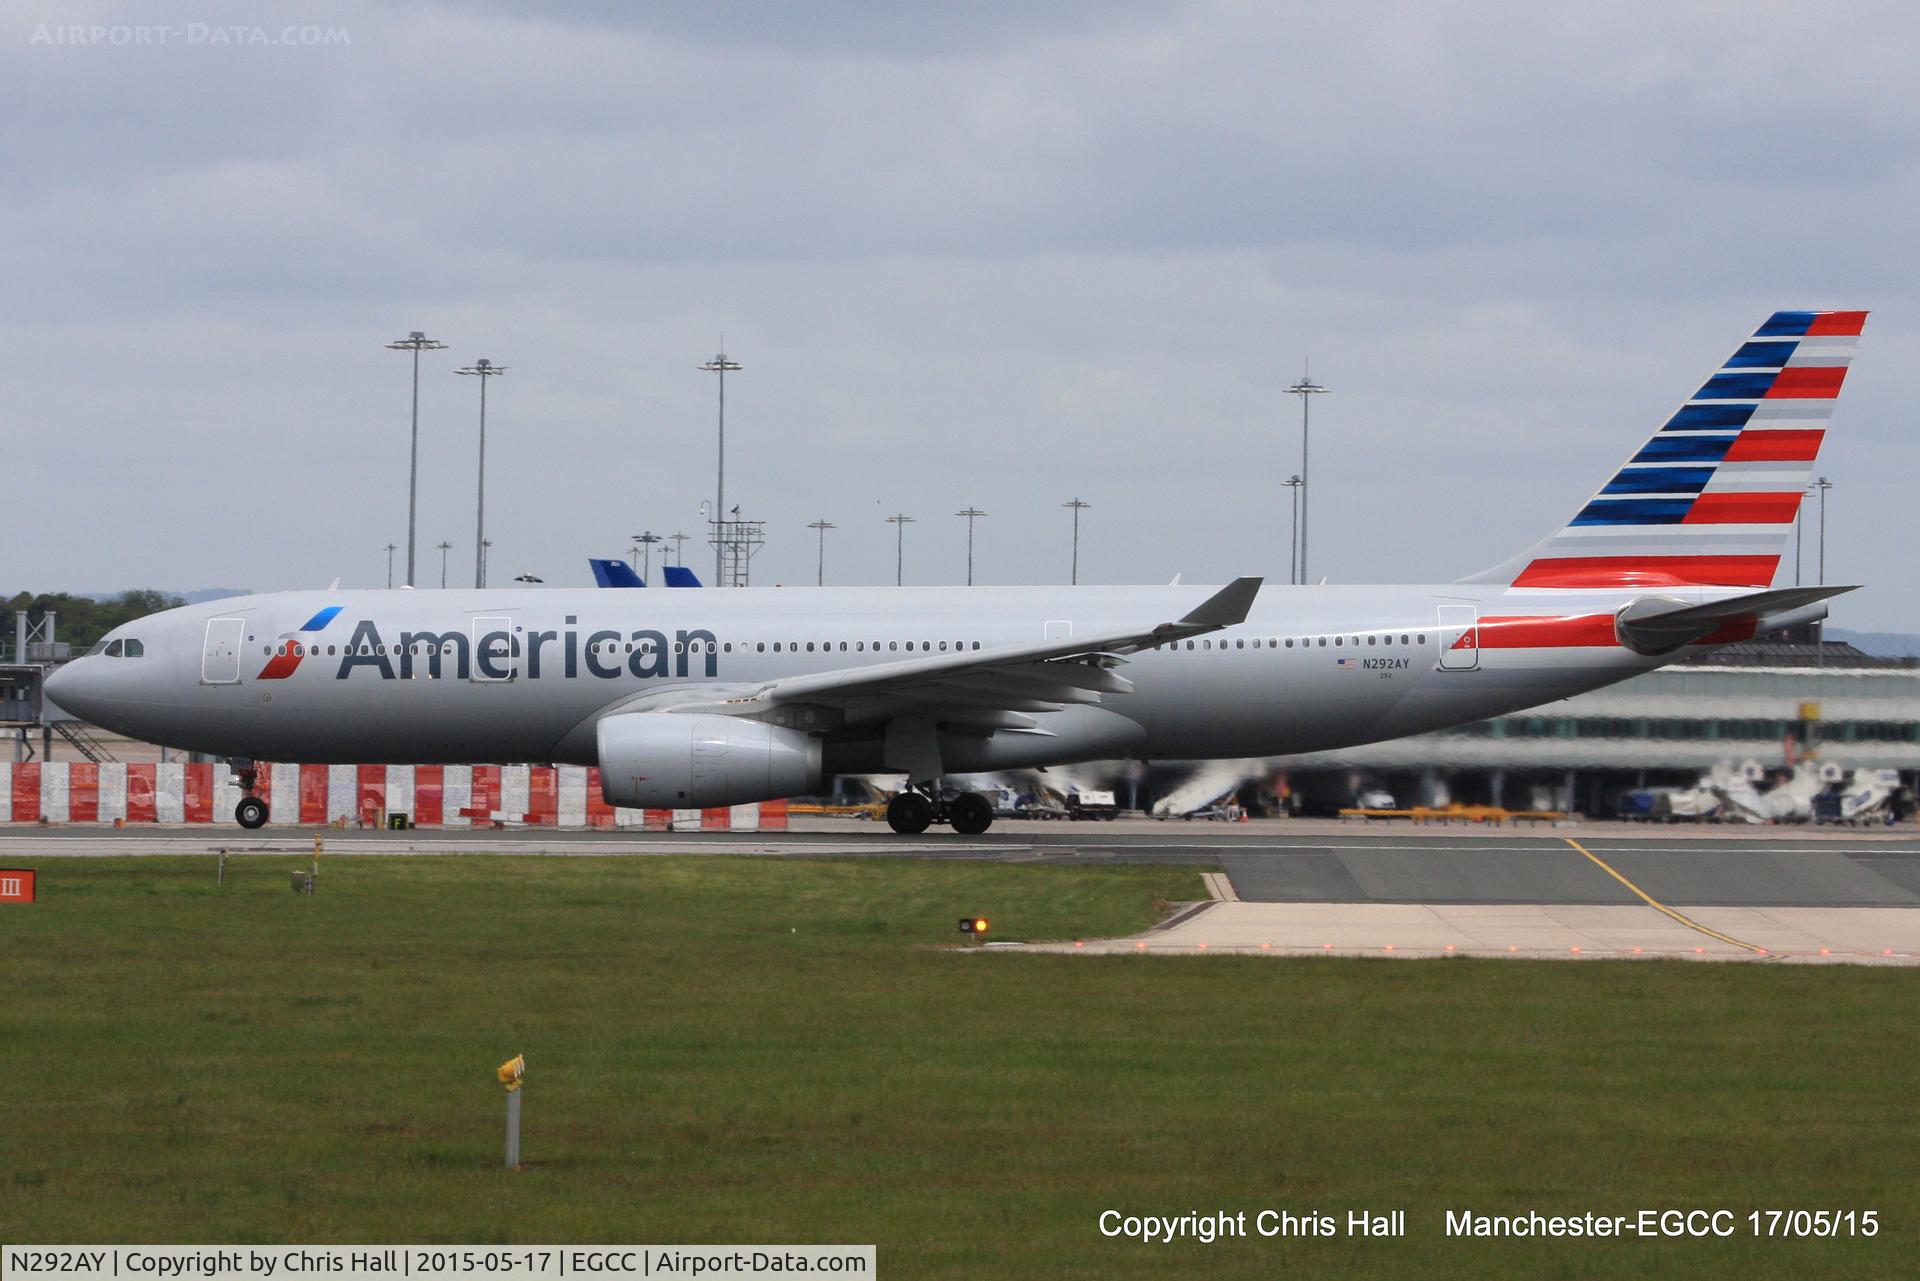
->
<box><xmin>1466</xmin><ymin>311</ymin><xmax>1866</xmax><ymax>589</ymax></box>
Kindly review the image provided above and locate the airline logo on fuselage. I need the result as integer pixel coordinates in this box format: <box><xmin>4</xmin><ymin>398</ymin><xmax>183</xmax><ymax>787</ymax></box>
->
<box><xmin>329</xmin><ymin>615</ymin><xmax>719</xmax><ymax>681</ymax></box>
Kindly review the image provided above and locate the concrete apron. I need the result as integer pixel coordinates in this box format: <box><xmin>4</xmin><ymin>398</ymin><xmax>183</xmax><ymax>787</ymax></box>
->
<box><xmin>1016</xmin><ymin>900</ymin><xmax>1920</xmax><ymax>965</ymax></box>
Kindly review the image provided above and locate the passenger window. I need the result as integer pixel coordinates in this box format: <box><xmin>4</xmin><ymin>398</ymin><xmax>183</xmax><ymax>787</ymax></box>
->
<box><xmin>1418</xmin><ymin>634</ymin><xmax>1427</xmax><ymax>644</ymax></box>
<box><xmin>840</xmin><ymin>642</ymin><xmax>848</xmax><ymax>652</ymax></box>
<box><xmin>1203</xmin><ymin>640</ymin><xmax>1212</xmax><ymax>650</ymax></box>
<box><xmin>1334</xmin><ymin>637</ymin><xmax>1341</xmax><ymax>647</ymax></box>
<box><xmin>939</xmin><ymin>641</ymin><xmax>948</xmax><ymax>651</ymax></box>
<box><xmin>674</xmin><ymin>642</ymin><xmax>685</xmax><ymax>654</ymax></box>
<box><xmin>972</xmin><ymin>642</ymin><xmax>980</xmax><ymax>650</ymax></box>
<box><xmin>1235</xmin><ymin>639</ymin><xmax>1244</xmax><ymax>649</ymax></box>
<box><xmin>1186</xmin><ymin>641</ymin><xmax>1195</xmax><ymax>650</ymax></box>
<box><xmin>806</xmin><ymin>642</ymin><xmax>815</xmax><ymax>653</ymax></box>
<box><xmin>1285</xmin><ymin>638</ymin><xmax>1294</xmax><ymax>648</ymax></box>
<box><xmin>1401</xmin><ymin>634</ymin><xmax>1410</xmax><ymax>644</ymax></box>
<box><xmin>1318</xmin><ymin>638</ymin><xmax>1327</xmax><ymax>647</ymax></box>
<box><xmin>1368</xmin><ymin>635</ymin><xmax>1377</xmax><ymax>646</ymax></box>
<box><xmin>890</xmin><ymin>642</ymin><xmax>898</xmax><ymax>651</ymax></box>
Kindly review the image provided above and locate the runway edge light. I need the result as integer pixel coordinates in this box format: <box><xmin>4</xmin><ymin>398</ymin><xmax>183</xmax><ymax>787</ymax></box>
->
<box><xmin>958</xmin><ymin>916</ymin><xmax>989</xmax><ymax>936</ymax></box>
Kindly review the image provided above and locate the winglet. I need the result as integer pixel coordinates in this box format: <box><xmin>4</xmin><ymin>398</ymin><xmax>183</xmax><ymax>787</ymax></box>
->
<box><xmin>1178</xmin><ymin>576</ymin><xmax>1262</xmax><ymax>629</ymax></box>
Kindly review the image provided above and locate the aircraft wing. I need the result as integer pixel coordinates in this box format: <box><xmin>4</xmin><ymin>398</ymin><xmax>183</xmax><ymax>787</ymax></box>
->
<box><xmin>679</xmin><ymin>577</ymin><xmax>1261</xmax><ymax>728</ymax></box>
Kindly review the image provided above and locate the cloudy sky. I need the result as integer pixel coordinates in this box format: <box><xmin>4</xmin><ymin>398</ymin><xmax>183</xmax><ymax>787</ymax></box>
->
<box><xmin>6</xmin><ymin>1</ymin><xmax>1916</xmax><ymax>626</ymax></box>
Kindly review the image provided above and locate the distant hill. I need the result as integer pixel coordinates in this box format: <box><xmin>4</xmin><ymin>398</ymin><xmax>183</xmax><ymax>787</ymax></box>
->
<box><xmin>1827</xmin><ymin>629</ymin><xmax>1920</xmax><ymax>659</ymax></box>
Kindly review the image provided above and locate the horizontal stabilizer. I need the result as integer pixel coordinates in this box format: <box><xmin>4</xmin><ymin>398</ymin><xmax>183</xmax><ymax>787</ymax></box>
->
<box><xmin>1616</xmin><ymin>585</ymin><xmax>1856</xmax><ymax>654</ymax></box>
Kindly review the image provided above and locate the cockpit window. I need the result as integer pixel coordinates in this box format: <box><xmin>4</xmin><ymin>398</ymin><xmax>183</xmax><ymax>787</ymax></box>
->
<box><xmin>123</xmin><ymin>639</ymin><xmax>144</xmax><ymax>658</ymax></box>
<box><xmin>104</xmin><ymin>639</ymin><xmax>124</xmax><ymax>657</ymax></box>
<box><xmin>87</xmin><ymin>639</ymin><xmax>111</xmax><ymax>656</ymax></box>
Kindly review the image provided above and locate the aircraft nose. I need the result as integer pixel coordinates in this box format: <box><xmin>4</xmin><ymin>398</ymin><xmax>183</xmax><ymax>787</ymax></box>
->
<box><xmin>43</xmin><ymin>660</ymin><xmax>99</xmax><ymax>720</ymax></box>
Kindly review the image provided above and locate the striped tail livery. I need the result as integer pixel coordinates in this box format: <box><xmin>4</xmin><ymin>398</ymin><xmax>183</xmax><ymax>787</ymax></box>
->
<box><xmin>1476</xmin><ymin>310</ymin><xmax>1865</xmax><ymax>591</ymax></box>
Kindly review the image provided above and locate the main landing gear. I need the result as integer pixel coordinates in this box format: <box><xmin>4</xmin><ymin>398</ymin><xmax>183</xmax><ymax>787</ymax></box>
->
<box><xmin>886</xmin><ymin>787</ymin><xmax>994</xmax><ymax>835</ymax></box>
<box><xmin>231</xmin><ymin>760</ymin><xmax>270</xmax><ymax>829</ymax></box>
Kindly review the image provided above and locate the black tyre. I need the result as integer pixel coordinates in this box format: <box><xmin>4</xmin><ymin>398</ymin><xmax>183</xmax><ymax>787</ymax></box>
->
<box><xmin>886</xmin><ymin>792</ymin><xmax>934</xmax><ymax>835</ymax></box>
<box><xmin>949</xmin><ymin>792</ymin><xmax>993</xmax><ymax>835</ymax></box>
<box><xmin>235</xmin><ymin>796</ymin><xmax>269</xmax><ymax>829</ymax></box>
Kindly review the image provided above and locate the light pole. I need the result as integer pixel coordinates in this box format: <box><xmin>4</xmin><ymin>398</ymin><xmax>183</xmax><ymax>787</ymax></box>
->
<box><xmin>886</xmin><ymin>513</ymin><xmax>915</xmax><ymax>586</ymax></box>
<box><xmin>1285</xmin><ymin>367</ymin><xmax>1329</xmax><ymax>583</ymax></box>
<box><xmin>436</xmin><ymin>541</ymin><xmax>453</xmax><ymax>589</ymax></box>
<box><xmin>1282</xmin><ymin>475</ymin><xmax>1303</xmax><ymax>584</ymax></box>
<box><xmin>699</xmin><ymin>349</ymin><xmax>742</xmax><ymax>585</ymax></box>
<box><xmin>668</xmin><ymin>531</ymin><xmax>689</xmax><ymax>566</ymax></box>
<box><xmin>1794</xmin><ymin>489</ymin><xmax>1805</xmax><ymax>586</ymax></box>
<box><xmin>383</xmin><ymin>543</ymin><xmax>397</xmax><ymax>590</ymax></box>
<box><xmin>456</xmin><ymin>358</ymin><xmax>507</xmax><ymax>588</ymax></box>
<box><xmin>955</xmin><ymin>508</ymin><xmax>987</xmax><ymax>586</ymax></box>
<box><xmin>482</xmin><ymin>539</ymin><xmax>493</xmax><ymax>587</ymax></box>
<box><xmin>806</xmin><ymin>519</ymin><xmax>836</xmax><ymax>586</ymax></box>
<box><xmin>1063</xmin><ymin>498</ymin><xmax>1090</xmax><ymax>585</ymax></box>
<box><xmin>1815</xmin><ymin>476</ymin><xmax>1834</xmax><ymax>585</ymax></box>
<box><xmin>632</xmin><ymin>531</ymin><xmax>661</xmax><ymax>582</ymax></box>
<box><xmin>387</xmin><ymin>330</ymin><xmax>448</xmax><ymax>587</ymax></box>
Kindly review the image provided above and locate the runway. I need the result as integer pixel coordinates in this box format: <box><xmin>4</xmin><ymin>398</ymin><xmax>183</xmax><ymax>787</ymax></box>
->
<box><xmin>10</xmin><ymin>819</ymin><xmax>1920</xmax><ymax>961</ymax></box>
<box><xmin>8</xmin><ymin>819</ymin><xmax>1920</xmax><ymax>910</ymax></box>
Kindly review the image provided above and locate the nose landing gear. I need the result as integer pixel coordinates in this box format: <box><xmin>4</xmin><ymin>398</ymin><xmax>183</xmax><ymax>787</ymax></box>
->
<box><xmin>885</xmin><ymin>786</ymin><xmax>994</xmax><ymax>835</ymax></box>
<box><xmin>230</xmin><ymin>760</ymin><xmax>269</xmax><ymax>829</ymax></box>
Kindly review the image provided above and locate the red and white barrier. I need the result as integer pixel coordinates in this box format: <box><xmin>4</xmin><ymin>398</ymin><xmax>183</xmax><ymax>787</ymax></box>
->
<box><xmin>0</xmin><ymin>760</ymin><xmax>790</xmax><ymax>831</ymax></box>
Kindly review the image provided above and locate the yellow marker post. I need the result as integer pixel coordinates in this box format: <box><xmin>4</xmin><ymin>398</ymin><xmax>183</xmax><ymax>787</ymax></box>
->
<box><xmin>498</xmin><ymin>1055</ymin><xmax>526</xmax><ymax>1169</ymax></box>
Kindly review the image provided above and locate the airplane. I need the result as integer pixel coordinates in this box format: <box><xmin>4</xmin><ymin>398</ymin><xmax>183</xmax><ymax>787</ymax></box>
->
<box><xmin>48</xmin><ymin>310</ymin><xmax>1865</xmax><ymax>834</ymax></box>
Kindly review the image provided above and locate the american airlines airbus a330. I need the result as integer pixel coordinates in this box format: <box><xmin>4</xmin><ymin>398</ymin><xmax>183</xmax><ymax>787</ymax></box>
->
<box><xmin>50</xmin><ymin>311</ymin><xmax>1866</xmax><ymax>834</ymax></box>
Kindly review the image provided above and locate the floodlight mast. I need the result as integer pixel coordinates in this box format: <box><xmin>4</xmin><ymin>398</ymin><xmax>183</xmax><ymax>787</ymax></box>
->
<box><xmin>886</xmin><ymin>513</ymin><xmax>916</xmax><ymax>586</ymax></box>
<box><xmin>1062</xmin><ymin>498</ymin><xmax>1090</xmax><ymax>585</ymax></box>
<box><xmin>955</xmin><ymin>508</ymin><xmax>987</xmax><ymax>586</ymax></box>
<box><xmin>806</xmin><ymin>519</ymin><xmax>836</xmax><ymax>586</ymax></box>
<box><xmin>699</xmin><ymin>349</ymin><xmax>742</xmax><ymax>585</ymax></box>
<box><xmin>632</xmin><ymin>530</ymin><xmax>661</xmax><ymax>581</ymax></box>
<box><xmin>1285</xmin><ymin>367</ymin><xmax>1329</xmax><ymax>583</ymax></box>
<box><xmin>386</xmin><ymin>330</ymin><xmax>448</xmax><ymax>587</ymax></box>
<box><xmin>456</xmin><ymin>358</ymin><xmax>507</xmax><ymax>588</ymax></box>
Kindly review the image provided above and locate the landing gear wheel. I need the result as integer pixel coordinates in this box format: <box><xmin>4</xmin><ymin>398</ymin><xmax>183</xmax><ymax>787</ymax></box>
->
<box><xmin>886</xmin><ymin>792</ymin><xmax>934</xmax><ymax>835</ymax></box>
<box><xmin>949</xmin><ymin>792</ymin><xmax>993</xmax><ymax>835</ymax></box>
<box><xmin>235</xmin><ymin>796</ymin><xmax>269</xmax><ymax>830</ymax></box>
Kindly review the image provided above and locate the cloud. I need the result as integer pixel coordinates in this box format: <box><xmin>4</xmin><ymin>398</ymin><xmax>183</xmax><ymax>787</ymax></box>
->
<box><xmin>1</xmin><ymin>0</ymin><xmax>1914</xmax><ymax>627</ymax></box>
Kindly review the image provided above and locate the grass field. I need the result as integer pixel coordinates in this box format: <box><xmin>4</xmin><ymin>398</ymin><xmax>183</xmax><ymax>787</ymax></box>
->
<box><xmin>2</xmin><ymin>854</ymin><xmax>1916</xmax><ymax>1279</ymax></box>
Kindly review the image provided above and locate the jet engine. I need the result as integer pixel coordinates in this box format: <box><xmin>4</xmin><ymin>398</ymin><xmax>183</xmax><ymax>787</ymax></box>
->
<box><xmin>596</xmin><ymin>712</ymin><xmax>822</xmax><ymax>808</ymax></box>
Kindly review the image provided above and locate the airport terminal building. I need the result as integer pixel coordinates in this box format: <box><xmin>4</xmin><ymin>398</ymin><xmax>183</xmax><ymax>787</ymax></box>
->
<box><xmin>1273</xmin><ymin>638</ymin><xmax>1920</xmax><ymax>816</ymax></box>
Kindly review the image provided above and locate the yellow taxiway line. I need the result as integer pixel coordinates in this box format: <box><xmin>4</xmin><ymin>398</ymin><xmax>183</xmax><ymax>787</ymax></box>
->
<box><xmin>1564</xmin><ymin>837</ymin><xmax>1768</xmax><ymax>955</ymax></box>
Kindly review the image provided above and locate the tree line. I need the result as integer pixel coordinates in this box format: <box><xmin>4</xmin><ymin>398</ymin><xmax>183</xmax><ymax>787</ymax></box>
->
<box><xmin>2</xmin><ymin>591</ymin><xmax>186</xmax><ymax>654</ymax></box>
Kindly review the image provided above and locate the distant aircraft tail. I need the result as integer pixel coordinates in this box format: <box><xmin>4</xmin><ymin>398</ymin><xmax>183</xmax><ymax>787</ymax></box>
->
<box><xmin>662</xmin><ymin>566</ymin><xmax>702</xmax><ymax>588</ymax></box>
<box><xmin>590</xmin><ymin>558</ymin><xmax>645</xmax><ymax>588</ymax></box>
<box><xmin>1465</xmin><ymin>311</ymin><xmax>1865</xmax><ymax>589</ymax></box>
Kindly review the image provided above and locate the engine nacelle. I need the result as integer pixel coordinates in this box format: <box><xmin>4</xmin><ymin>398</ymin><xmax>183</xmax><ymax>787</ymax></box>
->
<box><xmin>596</xmin><ymin>712</ymin><xmax>822</xmax><ymax>809</ymax></box>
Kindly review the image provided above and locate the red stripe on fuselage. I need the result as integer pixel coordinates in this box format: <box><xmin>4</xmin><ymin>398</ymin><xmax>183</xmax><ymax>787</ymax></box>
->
<box><xmin>1683</xmin><ymin>492</ymin><xmax>1802</xmax><ymax>524</ymax></box>
<box><xmin>1475</xmin><ymin>615</ymin><xmax>1619</xmax><ymax>648</ymax></box>
<box><xmin>1723</xmin><ymin>429</ymin><xmax>1822</xmax><ymax>462</ymax></box>
<box><xmin>1513</xmin><ymin>555</ymin><xmax>1779</xmax><ymax>588</ymax></box>
<box><xmin>1765</xmin><ymin>367</ymin><xmax>1846</xmax><ymax>398</ymax></box>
